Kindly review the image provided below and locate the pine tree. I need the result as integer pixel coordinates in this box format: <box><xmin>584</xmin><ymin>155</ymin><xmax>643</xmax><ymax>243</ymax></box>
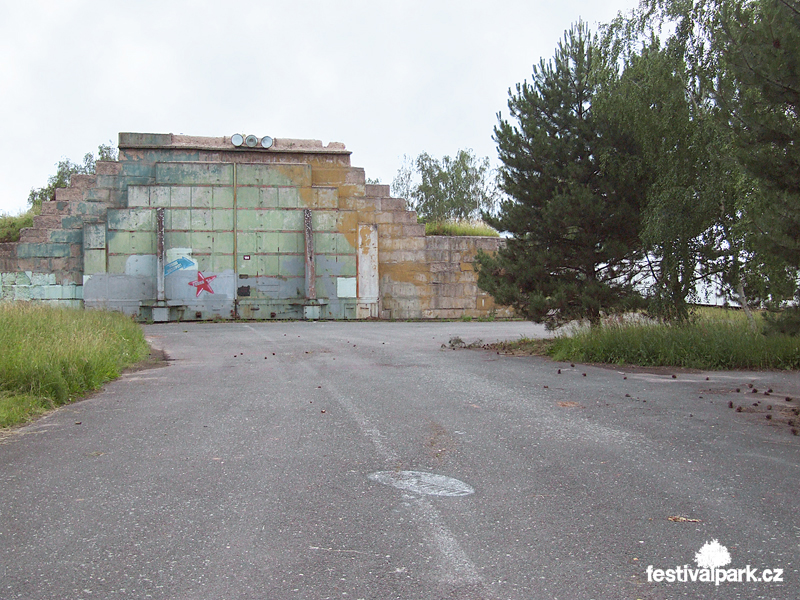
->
<box><xmin>478</xmin><ymin>22</ymin><xmax>646</xmax><ymax>327</ymax></box>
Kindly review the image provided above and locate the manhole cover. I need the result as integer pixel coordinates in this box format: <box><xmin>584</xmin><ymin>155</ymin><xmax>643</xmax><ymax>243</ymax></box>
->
<box><xmin>368</xmin><ymin>470</ymin><xmax>474</xmax><ymax>497</ymax></box>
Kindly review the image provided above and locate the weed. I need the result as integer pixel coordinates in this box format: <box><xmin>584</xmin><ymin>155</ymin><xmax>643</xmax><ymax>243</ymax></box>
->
<box><xmin>424</xmin><ymin>219</ymin><xmax>500</xmax><ymax>237</ymax></box>
<box><xmin>0</xmin><ymin>303</ymin><xmax>149</xmax><ymax>428</ymax></box>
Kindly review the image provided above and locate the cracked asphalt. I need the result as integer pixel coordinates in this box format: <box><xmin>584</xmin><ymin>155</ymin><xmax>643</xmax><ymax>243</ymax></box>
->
<box><xmin>1</xmin><ymin>321</ymin><xmax>798</xmax><ymax>599</ymax></box>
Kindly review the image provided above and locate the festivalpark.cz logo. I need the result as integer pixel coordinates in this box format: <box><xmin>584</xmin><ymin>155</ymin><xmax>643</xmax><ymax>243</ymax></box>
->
<box><xmin>645</xmin><ymin>540</ymin><xmax>784</xmax><ymax>586</ymax></box>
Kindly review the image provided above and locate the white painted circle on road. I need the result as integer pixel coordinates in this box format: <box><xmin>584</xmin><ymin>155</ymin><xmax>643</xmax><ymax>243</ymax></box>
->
<box><xmin>368</xmin><ymin>471</ymin><xmax>474</xmax><ymax>497</ymax></box>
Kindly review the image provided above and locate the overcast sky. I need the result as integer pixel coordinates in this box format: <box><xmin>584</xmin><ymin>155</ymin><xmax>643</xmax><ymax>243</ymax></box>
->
<box><xmin>0</xmin><ymin>0</ymin><xmax>642</xmax><ymax>216</ymax></box>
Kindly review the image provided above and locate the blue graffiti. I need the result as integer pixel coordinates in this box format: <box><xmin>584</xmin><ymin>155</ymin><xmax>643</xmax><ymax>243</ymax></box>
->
<box><xmin>165</xmin><ymin>256</ymin><xmax>195</xmax><ymax>277</ymax></box>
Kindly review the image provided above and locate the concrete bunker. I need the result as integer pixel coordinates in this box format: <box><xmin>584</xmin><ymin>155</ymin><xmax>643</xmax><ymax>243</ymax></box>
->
<box><xmin>0</xmin><ymin>133</ymin><xmax>510</xmax><ymax>321</ymax></box>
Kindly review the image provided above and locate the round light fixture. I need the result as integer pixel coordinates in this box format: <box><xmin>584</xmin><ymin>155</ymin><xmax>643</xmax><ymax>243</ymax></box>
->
<box><xmin>231</xmin><ymin>133</ymin><xmax>244</xmax><ymax>147</ymax></box>
<box><xmin>261</xmin><ymin>136</ymin><xmax>274</xmax><ymax>149</ymax></box>
<box><xmin>245</xmin><ymin>135</ymin><xmax>258</xmax><ymax>147</ymax></box>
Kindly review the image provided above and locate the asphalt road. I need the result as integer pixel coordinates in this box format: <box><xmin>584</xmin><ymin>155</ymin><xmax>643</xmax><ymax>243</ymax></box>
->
<box><xmin>1</xmin><ymin>321</ymin><xmax>798</xmax><ymax>600</ymax></box>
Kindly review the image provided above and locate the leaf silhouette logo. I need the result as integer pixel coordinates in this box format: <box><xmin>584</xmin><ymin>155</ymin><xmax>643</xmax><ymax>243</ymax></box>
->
<box><xmin>694</xmin><ymin>540</ymin><xmax>731</xmax><ymax>570</ymax></box>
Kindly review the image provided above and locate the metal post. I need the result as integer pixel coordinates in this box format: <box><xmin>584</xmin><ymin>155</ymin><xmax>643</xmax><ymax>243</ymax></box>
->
<box><xmin>156</xmin><ymin>207</ymin><xmax>165</xmax><ymax>302</ymax></box>
<box><xmin>304</xmin><ymin>208</ymin><xmax>316</xmax><ymax>299</ymax></box>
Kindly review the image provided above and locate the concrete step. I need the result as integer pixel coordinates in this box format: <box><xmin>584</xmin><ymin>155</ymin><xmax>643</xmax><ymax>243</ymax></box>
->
<box><xmin>19</xmin><ymin>227</ymin><xmax>49</xmax><ymax>243</ymax></box>
<box><xmin>70</xmin><ymin>174</ymin><xmax>96</xmax><ymax>190</ymax></box>
<box><xmin>40</xmin><ymin>201</ymin><xmax>72</xmax><ymax>216</ymax></box>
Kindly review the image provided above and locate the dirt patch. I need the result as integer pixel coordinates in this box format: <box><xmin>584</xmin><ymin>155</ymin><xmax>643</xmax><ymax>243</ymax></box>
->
<box><xmin>123</xmin><ymin>346</ymin><xmax>170</xmax><ymax>374</ymax></box>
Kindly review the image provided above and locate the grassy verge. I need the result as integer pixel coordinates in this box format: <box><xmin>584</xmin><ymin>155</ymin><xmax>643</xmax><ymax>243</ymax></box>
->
<box><xmin>0</xmin><ymin>209</ymin><xmax>36</xmax><ymax>243</ymax></box>
<box><xmin>491</xmin><ymin>310</ymin><xmax>800</xmax><ymax>370</ymax></box>
<box><xmin>0</xmin><ymin>303</ymin><xmax>150</xmax><ymax>428</ymax></box>
<box><xmin>425</xmin><ymin>219</ymin><xmax>499</xmax><ymax>237</ymax></box>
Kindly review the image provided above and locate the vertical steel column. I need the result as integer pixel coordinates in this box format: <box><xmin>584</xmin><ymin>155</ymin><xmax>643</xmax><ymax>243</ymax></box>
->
<box><xmin>232</xmin><ymin>163</ymin><xmax>239</xmax><ymax>318</ymax></box>
<box><xmin>156</xmin><ymin>207</ymin><xmax>165</xmax><ymax>302</ymax></box>
<box><xmin>304</xmin><ymin>208</ymin><xmax>316</xmax><ymax>299</ymax></box>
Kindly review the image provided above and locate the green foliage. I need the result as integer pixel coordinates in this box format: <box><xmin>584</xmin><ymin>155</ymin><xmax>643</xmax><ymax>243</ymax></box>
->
<box><xmin>0</xmin><ymin>209</ymin><xmax>36</xmax><ymax>243</ymax></box>
<box><xmin>763</xmin><ymin>306</ymin><xmax>800</xmax><ymax>337</ymax></box>
<box><xmin>392</xmin><ymin>149</ymin><xmax>498</xmax><ymax>222</ymax></box>
<box><xmin>424</xmin><ymin>219</ymin><xmax>499</xmax><ymax>237</ymax></box>
<box><xmin>0</xmin><ymin>304</ymin><xmax>149</xmax><ymax>428</ymax></box>
<box><xmin>27</xmin><ymin>141</ymin><xmax>117</xmax><ymax>210</ymax></box>
<box><xmin>478</xmin><ymin>21</ymin><xmax>647</xmax><ymax>328</ymax></box>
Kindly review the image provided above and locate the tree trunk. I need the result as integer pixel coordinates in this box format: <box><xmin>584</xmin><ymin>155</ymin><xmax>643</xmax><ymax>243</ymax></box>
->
<box><xmin>736</xmin><ymin>280</ymin><xmax>758</xmax><ymax>334</ymax></box>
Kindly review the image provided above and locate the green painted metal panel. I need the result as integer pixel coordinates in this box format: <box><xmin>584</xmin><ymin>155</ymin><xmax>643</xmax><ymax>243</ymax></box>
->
<box><xmin>236</xmin><ymin>209</ymin><xmax>263</xmax><ymax>231</ymax></box>
<box><xmin>237</xmin><ymin>187</ymin><xmax>260</xmax><ymax>208</ymax></box>
<box><xmin>156</xmin><ymin>162</ymin><xmax>233</xmax><ymax>185</ymax></box>
<box><xmin>278</xmin><ymin>188</ymin><xmax>301</xmax><ymax>208</ymax></box>
<box><xmin>237</xmin><ymin>164</ymin><xmax>311</xmax><ymax>187</ymax></box>
<box><xmin>191</xmin><ymin>209</ymin><xmax>213</xmax><ymax>231</ymax></box>
<box><xmin>170</xmin><ymin>186</ymin><xmax>191</xmax><ymax>207</ymax></box>
<box><xmin>212</xmin><ymin>232</ymin><xmax>234</xmax><ymax>254</ymax></box>
<box><xmin>168</xmin><ymin>209</ymin><xmax>191</xmax><ymax>231</ymax></box>
<box><xmin>213</xmin><ymin>187</ymin><xmax>234</xmax><ymax>208</ymax></box>
<box><xmin>261</xmin><ymin>187</ymin><xmax>279</xmax><ymax>208</ymax></box>
<box><xmin>260</xmin><ymin>232</ymin><xmax>280</xmax><ymax>253</ymax></box>
<box><xmin>312</xmin><ymin>211</ymin><xmax>337</xmax><ymax>231</ymax></box>
<box><xmin>165</xmin><ymin>232</ymin><xmax>191</xmax><ymax>248</ymax></box>
<box><xmin>213</xmin><ymin>209</ymin><xmax>233</xmax><ymax>231</ymax></box>
<box><xmin>237</xmin><ymin>232</ymin><xmax>258</xmax><ymax>254</ymax></box>
<box><xmin>278</xmin><ymin>232</ymin><xmax>302</xmax><ymax>253</ymax></box>
<box><xmin>282</xmin><ymin>210</ymin><xmax>303</xmax><ymax>230</ymax></box>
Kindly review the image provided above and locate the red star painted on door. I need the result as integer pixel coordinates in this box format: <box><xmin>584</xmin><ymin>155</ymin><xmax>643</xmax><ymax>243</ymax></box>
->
<box><xmin>188</xmin><ymin>271</ymin><xmax>217</xmax><ymax>297</ymax></box>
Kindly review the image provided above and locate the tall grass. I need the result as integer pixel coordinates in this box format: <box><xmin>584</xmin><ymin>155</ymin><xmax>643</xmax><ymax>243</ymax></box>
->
<box><xmin>425</xmin><ymin>219</ymin><xmax>500</xmax><ymax>237</ymax></box>
<box><xmin>0</xmin><ymin>303</ymin><xmax>149</xmax><ymax>427</ymax></box>
<box><xmin>0</xmin><ymin>209</ymin><xmax>36</xmax><ymax>243</ymax></box>
<box><xmin>549</xmin><ymin>315</ymin><xmax>800</xmax><ymax>370</ymax></box>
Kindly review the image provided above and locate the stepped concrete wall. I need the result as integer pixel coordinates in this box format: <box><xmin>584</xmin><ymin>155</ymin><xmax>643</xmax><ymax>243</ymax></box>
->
<box><xmin>1</xmin><ymin>133</ymin><xmax>511</xmax><ymax>320</ymax></box>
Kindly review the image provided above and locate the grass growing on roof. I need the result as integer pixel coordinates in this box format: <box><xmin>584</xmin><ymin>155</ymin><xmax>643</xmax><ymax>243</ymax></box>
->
<box><xmin>0</xmin><ymin>303</ymin><xmax>149</xmax><ymax>428</ymax></box>
<box><xmin>424</xmin><ymin>219</ymin><xmax>500</xmax><ymax>237</ymax></box>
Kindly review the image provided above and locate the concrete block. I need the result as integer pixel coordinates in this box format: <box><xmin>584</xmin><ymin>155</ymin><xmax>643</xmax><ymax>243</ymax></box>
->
<box><xmin>96</xmin><ymin>161</ymin><xmax>122</xmax><ymax>175</ymax></box>
<box><xmin>120</xmin><ymin>132</ymin><xmax>172</xmax><ymax>147</ymax></box>
<box><xmin>55</xmin><ymin>187</ymin><xmax>83</xmax><ymax>202</ymax></box>
<box><xmin>403</xmin><ymin>224</ymin><xmax>426</xmax><ymax>237</ymax></box>
<box><xmin>16</xmin><ymin>243</ymin><xmax>71</xmax><ymax>259</ymax></box>
<box><xmin>84</xmin><ymin>249</ymin><xmax>107</xmax><ymax>274</ymax></box>
<box><xmin>85</xmin><ymin>188</ymin><xmax>110</xmax><ymax>202</ymax></box>
<box><xmin>108</xmin><ymin>208</ymin><xmax>155</xmax><ymax>231</ymax></box>
<box><xmin>213</xmin><ymin>187</ymin><xmax>234</xmax><ymax>208</ymax></box>
<box><xmin>211</xmin><ymin>253</ymin><xmax>232</xmax><ymax>272</ymax></box>
<box><xmin>73</xmin><ymin>202</ymin><xmax>108</xmax><ymax>218</ymax></box>
<box><xmin>106</xmin><ymin>231</ymin><xmax>131</xmax><ymax>255</ymax></box>
<box><xmin>128</xmin><ymin>186</ymin><xmax>150</xmax><ymax>207</ymax></box>
<box><xmin>30</xmin><ymin>272</ymin><xmax>56</xmax><ymax>286</ymax></box>
<box><xmin>381</xmin><ymin>198</ymin><xmax>406</xmax><ymax>211</ymax></box>
<box><xmin>49</xmin><ymin>229</ymin><xmax>82</xmax><ymax>244</ymax></box>
<box><xmin>170</xmin><ymin>186</ymin><xmax>191</xmax><ymax>207</ymax></box>
<box><xmin>122</xmin><ymin>162</ymin><xmax>157</xmax><ymax>178</ymax></box>
<box><xmin>151</xmin><ymin>186</ymin><xmax>171</xmax><ymax>207</ymax></box>
<box><xmin>156</xmin><ymin>162</ymin><xmax>233</xmax><ymax>186</ymax></box>
<box><xmin>60</xmin><ymin>215</ymin><xmax>84</xmax><ymax>230</ymax></box>
<box><xmin>96</xmin><ymin>174</ymin><xmax>123</xmax><ymax>188</ymax></box>
<box><xmin>40</xmin><ymin>201</ymin><xmax>68</xmax><ymax>216</ymax></box>
<box><xmin>34</xmin><ymin>215</ymin><xmax>61</xmax><ymax>229</ymax></box>
<box><xmin>191</xmin><ymin>186</ymin><xmax>212</xmax><ymax>208</ymax></box>
<box><xmin>365</xmin><ymin>184</ymin><xmax>390</xmax><ymax>197</ymax></box>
